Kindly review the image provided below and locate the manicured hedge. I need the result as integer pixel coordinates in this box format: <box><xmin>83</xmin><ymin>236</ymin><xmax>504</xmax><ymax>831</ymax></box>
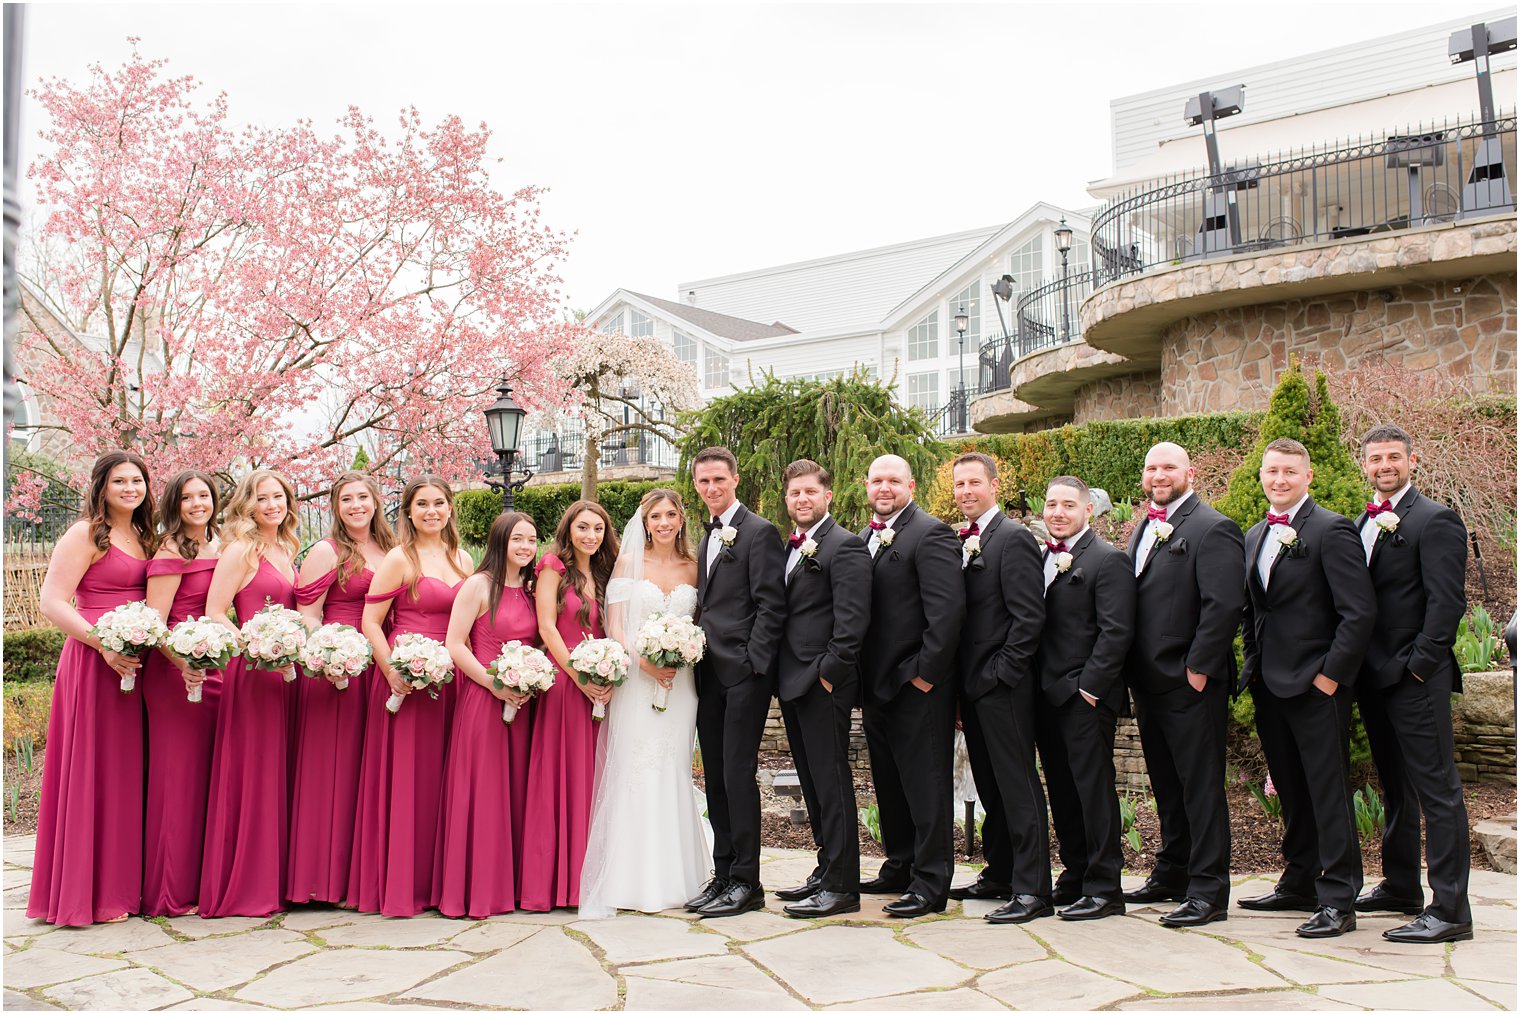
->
<box><xmin>2</xmin><ymin>627</ymin><xmax>67</xmax><ymax>682</ymax></box>
<box><xmin>455</xmin><ymin>480</ymin><xmax>696</xmax><ymax>545</ymax></box>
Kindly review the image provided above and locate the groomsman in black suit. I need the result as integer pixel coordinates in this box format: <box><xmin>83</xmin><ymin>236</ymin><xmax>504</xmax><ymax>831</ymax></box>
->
<box><xmin>1036</xmin><ymin>476</ymin><xmax>1136</xmax><ymax>921</ymax></box>
<box><xmin>1123</xmin><ymin>443</ymin><xmax>1245</xmax><ymax>927</ymax></box>
<box><xmin>858</xmin><ymin>453</ymin><xmax>965</xmax><ymax>917</ymax></box>
<box><xmin>773</xmin><ymin>459</ymin><xmax>872</xmax><ymax>918</ymax></box>
<box><xmin>1352</xmin><ymin>425</ymin><xmax>1472</xmax><ymax>944</ymax></box>
<box><xmin>1239</xmin><ymin>437</ymin><xmax>1375</xmax><ymax>938</ymax></box>
<box><xmin>947</xmin><ymin>452</ymin><xmax>1052</xmax><ymax>924</ymax></box>
<box><xmin>688</xmin><ymin>446</ymin><xmax>787</xmax><ymax>918</ymax></box>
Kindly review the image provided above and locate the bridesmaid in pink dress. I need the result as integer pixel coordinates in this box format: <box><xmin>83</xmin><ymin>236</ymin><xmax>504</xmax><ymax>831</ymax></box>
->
<box><xmin>142</xmin><ymin>470</ymin><xmax>222</xmax><ymax>917</ymax></box>
<box><xmin>350</xmin><ymin>475</ymin><xmax>473</xmax><ymax>917</ymax></box>
<box><xmin>287</xmin><ymin>471</ymin><xmax>396</xmax><ymax>906</ymax></box>
<box><xmin>519</xmin><ymin>500</ymin><xmax>620</xmax><ymax>911</ymax></box>
<box><xmin>435</xmin><ymin>511</ymin><xmax>540</xmax><ymax>917</ymax></box>
<box><xmin>28</xmin><ymin>451</ymin><xmax>156</xmax><ymax>926</ymax></box>
<box><xmin>198</xmin><ymin>469</ymin><xmax>301</xmax><ymax>918</ymax></box>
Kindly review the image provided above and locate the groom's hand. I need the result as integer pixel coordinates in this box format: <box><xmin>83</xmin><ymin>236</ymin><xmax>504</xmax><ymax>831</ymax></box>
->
<box><xmin>819</xmin><ymin>676</ymin><xmax>833</xmax><ymax>693</ymax></box>
<box><xmin>911</xmin><ymin>676</ymin><xmax>933</xmax><ymax>693</ymax></box>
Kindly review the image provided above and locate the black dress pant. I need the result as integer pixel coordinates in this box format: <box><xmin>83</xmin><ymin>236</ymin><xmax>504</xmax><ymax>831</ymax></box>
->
<box><xmin>1358</xmin><ymin>668</ymin><xmax>1471</xmax><ymax>923</ymax></box>
<box><xmin>1131</xmin><ymin>678</ymin><xmax>1232</xmax><ymax>906</ymax></box>
<box><xmin>1035</xmin><ymin>693</ymin><xmax>1123</xmax><ymax>898</ymax></box>
<box><xmin>862</xmin><ymin>678</ymin><xmax>955</xmax><ymax>901</ymax></box>
<box><xmin>779</xmin><ymin>680</ymin><xmax>859</xmax><ymax>893</ymax></box>
<box><xmin>967</xmin><ymin>678</ymin><xmax>1051</xmax><ymax>897</ymax></box>
<box><xmin>696</xmin><ymin>674</ymin><xmax>773</xmax><ymax>887</ymax></box>
<box><xmin>1251</xmin><ymin>682</ymin><xmax>1363</xmax><ymax>910</ymax></box>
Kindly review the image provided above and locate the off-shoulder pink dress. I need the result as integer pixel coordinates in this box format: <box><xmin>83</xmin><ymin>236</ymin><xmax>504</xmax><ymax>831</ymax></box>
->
<box><xmin>434</xmin><ymin>585</ymin><xmax>538</xmax><ymax>917</ymax></box>
<box><xmin>142</xmin><ymin>554</ymin><xmax>220</xmax><ymax>916</ymax></box>
<box><xmin>287</xmin><ymin>541</ymin><xmax>374</xmax><ymax>905</ymax></box>
<box><xmin>198</xmin><ymin>557</ymin><xmax>296</xmax><ymax>918</ymax></box>
<box><xmin>518</xmin><ymin>553</ymin><xmax>601</xmax><ymax>911</ymax></box>
<box><xmin>27</xmin><ymin>545</ymin><xmax>148</xmax><ymax>926</ymax></box>
<box><xmin>347</xmin><ymin>574</ymin><xmax>460</xmax><ymax>917</ymax></box>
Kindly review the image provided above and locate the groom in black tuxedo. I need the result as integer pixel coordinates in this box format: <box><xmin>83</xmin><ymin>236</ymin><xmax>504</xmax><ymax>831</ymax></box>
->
<box><xmin>1352</xmin><ymin>425</ymin><xmax>1472</xmax><ymax>944</ymax></box>
<box><xmin>858</xmin><ymin>453</ymin><xmax>965</xmax><ymax>917</ymax></box>
<box><xmin>1240</xmin><ymin>437</ymin><xmax>1375</xmax><ymax>939</ymax></box>
<box><xmin>688</xmin><ymin>446</ymin><xmax>786</xmax><ymax>918</ymax></box>
<box><xmin>773</xmin><ymin>459</ymin><xmax>872</xmax><ymax>918</ymax></box>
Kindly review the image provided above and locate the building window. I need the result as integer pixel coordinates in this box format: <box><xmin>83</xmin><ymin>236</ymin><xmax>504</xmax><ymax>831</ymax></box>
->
<box><xmin>705</xmin><ymin>349</ymin><xmax>730</xmax><ymax>389</ymax></box>
<box><xmin>603</xmin><ymin>311</ymin><xmax>624</xmax><ymax>334</ymax></box>
<box><xmin>630</xmin><ymin>310</ymin><xmax>654</xmax><ymax>337</ymax></box>
<box><xmin>1010</xmin><ymin>235</ymin><xmax>1043</xmax><ymax>295</ymax></box>
<box><xmin>950</xmin><ymin>283</ymin><xmax>981</xmax><ymax>345</ymax></box>
<box><xmin>907</xmin><ymin>310</ymin><xmax>938</xmax><ymax>362</ymax></box>
<box><xmin>906</xmin><ymin>371</ymin><xmax>939</xmax><ymax>410</ymax></box>
<box><xmin>672</xmin><ymin>330</ymin><xmax>697</xmax><ymax>365</ymax></box>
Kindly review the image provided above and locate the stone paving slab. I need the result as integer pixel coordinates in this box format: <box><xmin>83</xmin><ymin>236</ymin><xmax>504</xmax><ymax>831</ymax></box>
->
<box><xmin>621</xmin><ymin>954</ymin><xmax>809</xmax><ymax>1010</ymax></box>
<box><xmin>27</xmin><ymin>918</ymin><xmax>177</xmax><ymax>955</ymax></box>
<box><xmin>442</xmin><ymin>921</ymin><xmax>541</xmax><ymax>953</ymax></box>
<box><xmin>744</xmin><ymin>925</ymin><xmax>969</xmax><ymax>1005</ymax></box>
<box><xmin>3</xmin><ymin>990</ymin><xmax>62</xmax><ymax>1011</ymax></box>
<box><xmin>696</xmin><ymin>907</ymin><xmax>805</xmax><ymax>940</ymax></box>
<box><xmin>5</xmin><ymin>950</ymin><xmax>129</xmax><ymax>990</ymax></box>
<box><xmin>276</xmin><ymin>907</ymin><xmax>362</xmax><ymax>932</ymax></box>
<box><xmin>903</xmin><ymin>919</ymin><xmax>1047</xmax><ymax>969</ymax></box>
<box><xmin>1247</xmin><ymin>941</ymin><xmax>1416</xmax><ymax>985</ymax></box>
<box><xmin>571</xmin><ymin>912</ymin><xmax>731</xmax><ymax>963</ymax></box>
<box><xmin>1452</xmin><ymin>935</ymin><xmax>1520</xmax><ymax>983</ymax></box>
<box><xmin>232</xmin><ymin>947</ymin><xmax>469</xmax><ymax>1008</ymax></box>
<box><xmin>161</xmin><ymin>914</ymin><xmax>274</xmax><ymax>939</ymax></box>
<box><xmin>1317</xmin><ymin>977</ymin><xmax>1510</xmax><ymax>1010</ymax></box>
<box><xmin>824</xmin><ymin>986</ymin><xmax>1006</xmax><ymax>1009</ymax></box>
<box><xmin>977</xmin><ymin>957</ymin><xmax>1143</xmax><ymax>1009</ymax></box>
<box><xmin>41</xmin><ymin>968</ymin><xmax>193</xmax><ymax>1010</ymax></box>
<box><xmin>401</xmin><ymin>927</ymin><xmax>617</xmax><ymax>1009</ymax></box>
<box><xmin>121</xmin><ymin>928</ymin><xmax>316</xmax><ymax>993</ymax></box>
<box><xmin>1027</xmin><ymin>912</ymin><xmax>1285</xmax><ymax>993</ymax></box>
<box><xmin>1466</xmin><ymin>979</ymin><xmax>1519</xmax><ymax>1010</ymax></box>
<box><xmin>315</xmin><ymin>916</ymin><xmax>469</xmax><ymax>948</ymax></box>
<box><xmin>1117</xmin><ymin>990</ymin><xmax>1364</xmax><ymax>1010</ymax></box>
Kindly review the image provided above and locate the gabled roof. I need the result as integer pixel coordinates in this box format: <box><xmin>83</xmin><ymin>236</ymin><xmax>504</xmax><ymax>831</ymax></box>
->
<box><xmin>622</xmin><ymin>291</ymin><xmax>799</xmax><ymax>342</ymax></box>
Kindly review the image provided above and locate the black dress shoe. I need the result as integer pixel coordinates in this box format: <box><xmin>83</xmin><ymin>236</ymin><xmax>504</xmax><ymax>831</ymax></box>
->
<box><xmin>948</xmin><ymin>876</ymin><xmax>1013</xmax><ymax>902</ymax></box>
<box><xmin>783</xmin><ymin>890</ymin><xmax>860</xmax><ymax>919</ymax></box>
<box><xmin>860</xmin><ymin>873</ymin><xmax>911</xmax><ymax>895</ymax></box>
<box><xmin>883</xmin><ymin>891</ymin><xmax>947</xmax><ymax>918</ymax></box>
<box><xmin>775</xmin><ymin>876</ymin><xmax>823</xmax><ymax>903</ymax></box>
<box><xmin>1058</xmin><ymin>895</ymin><xmax>1125</xmax><ymax>920</ymax></box>
<box><xmin>1051</xmin><ymin>883</ymin><xmax>1082</xmax><ymax>906</ymax></box>
<box><xmin>685</xmin><ymin>876</ymin><xmax>729</xmax><ymax>912</ymax></box>
<box><xmin>1237</xmin><ymin>888</ymin><xmax>1318</xmax><ymax>912</ymax></box>
<box><xmin>697</xmin><ymin>881</ymin><xmax>765</xmax><ymax>918</ymax></box>
<box><xmin>1296</xmin><ymin>906</ymin><xmax>1356</xmax><ymax>938</ymax></box>
<box><xmin>1158</xmin><ymin>897</ymin><xmax>1228</xmax><ymax>927</ymax></box>
<box><xmin>985</xmin><ymin>894</ymin><xmax>1054</xmax><ymax>924</ymax></box>
<box><xmin>1382</xmin><ymin>912</ymin><xmax>1474</xmax><ymax>944</ymax></box>
<box><xmin>1354</xmin><ymin>884</ymin><xmax>1424</xmax><ymax>915</ymax></box>
<box><xmin>1124</xmin><ymin>877</ymin><xmax>1188</xmax><ymax>905</ymax></box>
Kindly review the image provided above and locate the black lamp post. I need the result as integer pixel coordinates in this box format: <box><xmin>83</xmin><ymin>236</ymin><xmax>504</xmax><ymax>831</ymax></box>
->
<box><xmin>953</xmin><ymin>305</ymin><xmax>969</xmax><ymax>433</ymax></box>
<box><xmin>1054</xmin><ymin>218</ymin><xmax>1074</xmax><ymax>340</ymax></box>
<box><xmin>483</xmin><ymin>380</ymin><xmax>532</xmax><ymax>512</ymax></box>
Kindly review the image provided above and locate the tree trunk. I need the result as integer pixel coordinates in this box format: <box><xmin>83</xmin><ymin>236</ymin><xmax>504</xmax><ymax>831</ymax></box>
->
<box><xmin>582</xmin><ymin>377</ymin><xmax>600</xmax><ymax>502</ymax></box>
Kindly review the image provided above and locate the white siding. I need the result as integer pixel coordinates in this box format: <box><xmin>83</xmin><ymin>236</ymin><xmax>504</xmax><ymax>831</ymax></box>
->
<box><xmin>747</xmin><ymin>335</ymin><xmax>884</xmax><ymax>382</ymax></box>
<box><xmin>1110</xmin><ymin>9</ymin><xmax>1518</xmax><ymax>172</ymax></box>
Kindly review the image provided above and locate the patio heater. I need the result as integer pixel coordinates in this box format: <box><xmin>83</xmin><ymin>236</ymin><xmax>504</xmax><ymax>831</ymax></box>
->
<box><xmin>483</xmin><ymin>380</ymin><xmax>533</xmax><ymax>512</ymax></box>
<box><xmin>1184</xmin><ymin>86</ymin><xmax>1249</xmax><ymax>254</ymax></box>
<box><xmin>1449</xmin><ymin>18</ymin><xmax>1516</xmax><ymax>215</ymax></box>
<box><xmin>954</xmin><ymin>306</ymin><xmax>969</xmax><ymax>433</ymax></box>
<box><xmin>1054</xmin><ymin>219</ymin><xmax>1074</xmax><ymax>340</ymax></box>
<box><xmin>987</xmin><ymin>275</ymin><xmax>1016</xmax><ymax>390</ymax></box>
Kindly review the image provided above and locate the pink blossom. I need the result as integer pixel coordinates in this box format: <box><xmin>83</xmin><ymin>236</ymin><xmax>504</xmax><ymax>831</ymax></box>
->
<box><xmin>1264</xmin><ymin>775</ymin><xmax>1277</xmax><ymax>797</ymax></box>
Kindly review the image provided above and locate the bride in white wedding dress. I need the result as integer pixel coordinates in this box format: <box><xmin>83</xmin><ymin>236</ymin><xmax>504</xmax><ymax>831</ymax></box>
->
<box><xmin>578</xmin><ymin>489</ymin><xmax>713</xmax><ymax>919</ymax></box>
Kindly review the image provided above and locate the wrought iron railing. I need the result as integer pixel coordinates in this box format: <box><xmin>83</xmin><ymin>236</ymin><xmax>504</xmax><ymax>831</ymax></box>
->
<box><xmin>519</xmin><ymin>424</ymin><xmax>681</xmax><ymax>475</ymax></box>
<box><xmin>1089</xmin><ymin>112</ymin><xmax>1517</xmax><ymax>288</ymax></box>
<box><xmin>918</xmin><ymin>386</ymin><xmax>981</xmax><ymax>438</ymax></box>
<box><xmin>976</xmin><ymin>269</ymin><xmax>1097</xmax><ymax>391</ymax></box>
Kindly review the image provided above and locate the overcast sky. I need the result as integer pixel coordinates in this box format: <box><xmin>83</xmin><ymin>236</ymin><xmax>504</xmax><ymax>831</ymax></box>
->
<box><xmin>16</xmin><ymin>1</ymin><xmax>1483</xmax><ymax>314</ymax></box>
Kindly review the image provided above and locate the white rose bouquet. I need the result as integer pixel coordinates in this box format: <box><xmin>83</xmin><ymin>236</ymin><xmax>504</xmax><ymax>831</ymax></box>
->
<box><xmin>300</xmin><ymin>623</ymin><xmax>373</xmax><ymax>691</ymax></box>
<box><xmin>385</xmin><ymin>633</ymin><xmax>454</xmax><ymax>714</ymax></box>
<box><xmin>486</xmin><ymin>640</ymin><xmax>556</xmax><ymax>724</ymax></box>
<box><xmin>567</xmin><ymin>636</ymin><xmax>630</xmax><ymax>721</ymax></box>
<box><xmin>239</xmin><ymin>603</ymin><xmax>309</xmax><ymax>681</ymax></box>
<box><xmin>89</xmin><ymin>601</ymin><xmax>169</xmax><ymax>693</ymax></box>
<box><xmin>164</xmin><ymin>617</ymin><xmax>241</xmax><ymax>702</ymax></box>
<box><xmin>634</xmin><ymin>613</ymin><xmax>706</xmax><ymax>713</ymax></box>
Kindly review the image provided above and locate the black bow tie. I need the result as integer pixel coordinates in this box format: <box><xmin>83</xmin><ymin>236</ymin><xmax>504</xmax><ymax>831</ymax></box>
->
<box><xmin>705</xmin><ymin>518</ymin><xmax>724</xmax><ymax>534</ymax></box>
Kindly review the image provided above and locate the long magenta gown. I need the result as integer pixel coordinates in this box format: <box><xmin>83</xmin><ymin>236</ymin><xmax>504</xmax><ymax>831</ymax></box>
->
<box><xmin>347</xmin><ymin>574</ymin><xmax>460</xmax><ymax>917</ymax></box>
<box><xmin>27</xmin><ymin>545</ymin><xmax>148</xmax><ymax>926</ymax></box>
<box><xmin>286</xmin><ymin>542</ymin><xmax>373</xmax><ymax>905</ymax></box>
<box><xmin>142</xmin><ymin>555</ymin><xmax>220</xmax><ymax>916</ymax></box>
<box><xmin>518</xmin><ymin>554</ymin><xmax>601</xmax><ymax>911</ymax></box>
<box><xmin>434</xmin><ymin>585</ymin><xmax>537</xmax><ymax>917</ymax></box>
<box><xmin>198</xmin><ymin>556</ymin><xmax>296</xmax><ymax>917</ymax></box>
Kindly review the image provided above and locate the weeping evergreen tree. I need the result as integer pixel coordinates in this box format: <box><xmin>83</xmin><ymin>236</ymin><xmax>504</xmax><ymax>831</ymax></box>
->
<box><xmin>676</xmin><ymin>369</ymin><xmax>944</xmax><ymax>531</ymax></box>
<box><xmin>1216</xmin><ymin>354</ymin><xmax>1366</xmax><ymax>530</ymax></box>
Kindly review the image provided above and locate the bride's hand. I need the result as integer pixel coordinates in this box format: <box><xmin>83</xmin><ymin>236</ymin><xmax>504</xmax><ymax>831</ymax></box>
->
<box><xmin>641</xmin><ymin>659</ymin><xmax>677</xmax><ymax>690</ymax></box>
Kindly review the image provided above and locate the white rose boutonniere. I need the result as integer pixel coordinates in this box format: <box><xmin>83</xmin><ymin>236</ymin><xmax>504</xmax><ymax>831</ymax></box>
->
<box><xmin>1055</xmin><ymin>551</ymin><xmax>1074</xmax><ymax>573</ymax></box>
<box><xmin>1273</xmin><ymin>526</ymin><xmax>1299</xmax><ymax>549</ymax></box>
<box><xmin>717</xmin><ymin>525</ymin><xmax>738</xmax><ymax>548</ymax></box>
<box><xmin>1373</xmin><ymin>512</ymin><xmax>1400</xmax><ymax>535</ymax></box>
<box><xmin>799</xmin><ymin>538</ymin><xmax>819</xmax><ymax>558</ymax></box>
<box><xmin>878</xmin><ymin>528</ymin><xmax>895</xmax><ymax>547</ymax></box>
<box><xmin>962</xmin><ymin>534</ymin><xmax>982</xmax><ymax>557</ymax></box>
<box><xmin>1152</xmin><ymin>521</ymin><xmax>1174</xmax><ymax>543</ymax></box>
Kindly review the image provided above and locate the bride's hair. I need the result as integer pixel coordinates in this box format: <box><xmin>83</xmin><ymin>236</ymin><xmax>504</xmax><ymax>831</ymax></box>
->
<box><xmin>639</xmin><ymin>488</ymin><xmax>693</xmax><ymax>560</ymax></box>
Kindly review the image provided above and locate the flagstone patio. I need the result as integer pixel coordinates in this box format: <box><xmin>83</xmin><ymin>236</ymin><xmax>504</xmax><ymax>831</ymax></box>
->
<box><xmin>4</xmin><ymin>836</ymin><xmax>1515</xmax><ymax>1011</ymax></box>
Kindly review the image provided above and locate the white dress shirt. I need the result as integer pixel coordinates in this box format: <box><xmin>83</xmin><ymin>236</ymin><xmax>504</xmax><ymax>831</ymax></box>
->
<box><xmin>961</xmin><ymin>506</ymin><xmax>999</xmax><ymax>567</ymax></box>
<box><xmin>1043</xmin><ymin>524</ymin><xmax>1089</xmax><ymax>591</ymax></box>
<box><xmin>786</xmin><ymin>513</ymin><xmax>830</xmax><ymax>580</ymax></box>
<box><xmin>705</xmin><ymin>500</ymin><xmax>742</xmax><ymax>577</ymax></box>
<box><xmin>1133</xmin><ymin>490</ymin><xmax>1193</xmax><ymax>576</ymax></box>
<box><xmin>1257</xmin><ymin>493</ymin><xmax>1310</xmax><ymax>589</ymax></box>
<box><xmin>1361</xmin><ymin>483</ymin><xmax>1411</xmax><ymax>563</ymax></box>
<box><xmin>868</xmin><ymin>506</ymin><xmax>907</xmax><ymax>558</ymax></box>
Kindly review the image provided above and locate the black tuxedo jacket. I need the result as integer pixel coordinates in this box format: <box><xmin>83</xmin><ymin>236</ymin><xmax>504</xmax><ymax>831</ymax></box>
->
<box><xmin>1036</xmin><ymin>528</ymin><xmax>1136</xmax><ymax>711</ymax></box>
<box><xmin>958</xmin><ymin>511</ymin><xmax>1044</xmax><ymax>702</ymax></box>
<box><xmin>778</xmin><ymin>516</ymin><xmax>872</xmax><ymax>704</ymax></box>
<box><xmin>1125</xmin><ymin>496</ymin><xmax>1246</xmax><ymax>694</ymax></box>
<box><xmin>1240</xmin><ymin>498</ymin><xmax>1376</xmax><ymax>697</ymax></box>
<box><xmin>695</xmin><ymin>502</ymin><xmax>786</xmax><ymax>689</ymax></box>
<box><xmin>1357</xmin><ymin>488</ymin><xmax>1467</xmax><ymax>691</ymax></box>
<box><xmin>858</xmin><ymin>501</ymin><xmax>965</xmax><ymax>702</ymax></box>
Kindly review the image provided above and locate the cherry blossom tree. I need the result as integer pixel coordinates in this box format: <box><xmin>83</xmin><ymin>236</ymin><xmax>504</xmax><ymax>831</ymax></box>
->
<box><xmin>18</xmin><ymin>42</ymin><xmax>573</xmax><ymax>495</ymax></box>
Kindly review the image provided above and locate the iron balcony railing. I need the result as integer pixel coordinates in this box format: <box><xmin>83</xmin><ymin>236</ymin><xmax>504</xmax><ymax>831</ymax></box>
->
<box><xmin>1089</xmin><ymin>112</ymin><xmax>1517</xmax><ymax>288</ymax></box>
<box><xmin>976</xmin><ymin>268</ymin><xmax>1096</xmax><ymax>392</ymax></box>
<box><xmin>519</xmin><ymin>423</ymin><xmax>681</xmax><ymax>475</ymax></box>
<box><xmin>917</xmin><ymin>386</ymin><xmax>981</xmax><ymax>438</ymax></box>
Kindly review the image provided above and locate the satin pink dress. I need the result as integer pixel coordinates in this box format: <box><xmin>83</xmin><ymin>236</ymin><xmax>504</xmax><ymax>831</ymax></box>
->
<box><xmin>518</xmin><ymin>554</ymin><xmax>601</xmax><ymax>911</ymax></box>
<box><xmin>348</xmin><ymin>574</ymin><xmax>460</xmax><ymax>917</ymax></box>
<box><xmin>142</xmin><ymin>554</ymin><xmax>220</xmax><ymax>916</ymax></box>
<box><xmin>27</xmin><ymin>545</ymin><xmax>148</xmax><ymax>926</ymax></box>
<box><xmin>286</xmin><ymin>541</ymin><xmax>373</xmax><ymax>905</ymax></box>
<box><xmin>198</xmin><ymin>557</ymin><xmax>297</xmax><ymax>917</ymax></box>
<box><xmin>434</xmin><ymin>585</ymin><xmax>537</xmax><ymax>917</ymax></box>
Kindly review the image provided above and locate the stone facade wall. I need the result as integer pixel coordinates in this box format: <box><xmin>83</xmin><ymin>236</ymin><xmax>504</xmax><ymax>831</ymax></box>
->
<box><xmin>1070</xmin><ymin>372</ymin><xmax>1164</xmax><ymax>422</ymax></box>
<box><xmin>759</xmin><ymin>701</ymin><xmax>872</xmax><ymax>772</ymax></box>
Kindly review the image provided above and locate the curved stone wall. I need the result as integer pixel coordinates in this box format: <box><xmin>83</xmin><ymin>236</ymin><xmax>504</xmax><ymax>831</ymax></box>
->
<box><xmin>1071</xmin><ymin>371</ymin><xmax>1164</xmax><ymax>421</ymax></box>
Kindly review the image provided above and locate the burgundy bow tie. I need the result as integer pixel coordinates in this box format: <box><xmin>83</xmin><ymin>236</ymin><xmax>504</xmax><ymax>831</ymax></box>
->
<box><xmin>958</xmin><ymin>521</ymin><xmax>980</xmax><ymax>541</ymax></box>
<box><xmin>1146</xmin><ymin>505</ymin><xmax>1168</xmax><ymax>523</ymax></box>
<box><xmin>1366</xmin><ymin>500</ymin><xmax>1395</xmax><ymax>517</ymax></box>
<box><xmin>868</xmin><ymin>519</ymin><xmax>887</xmax><ymax>531</ymax></box>
<box><xmin>1046</xmin><ymin>540</ymin><xmax>1068</xmax><ymax>554</ymax></box>
<box><xmin>1266</xmin><ymin>512</ymin><xmax>1291</xmax><ymax>526</ymax></box>
<box><xmin>787</xmin><ymin>531</ymin><xmax>805</xmax><ymax>549</ymax></box>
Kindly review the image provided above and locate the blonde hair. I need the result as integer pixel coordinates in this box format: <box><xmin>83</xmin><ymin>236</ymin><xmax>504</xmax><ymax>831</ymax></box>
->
<box><xmin>222</xmin><ymin>469</ymin><xmax>300</xmax><ymax>563</ymax></box>
<box><xmin>640</xmin><ymin>488</ymin><xmax>693</xmax><ymax>561</ymax></box>
<box><xmin>395</xmin><ymin>475</ymin><xmax>470</xmax><ymax>599</ymax></box>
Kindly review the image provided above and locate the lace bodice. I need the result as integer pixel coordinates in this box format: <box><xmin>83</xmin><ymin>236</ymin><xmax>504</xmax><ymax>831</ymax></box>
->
<box><xmin>612</xmin><ymin>579</ymin><xmax>698</xmax><ymax>620</ymax></box>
